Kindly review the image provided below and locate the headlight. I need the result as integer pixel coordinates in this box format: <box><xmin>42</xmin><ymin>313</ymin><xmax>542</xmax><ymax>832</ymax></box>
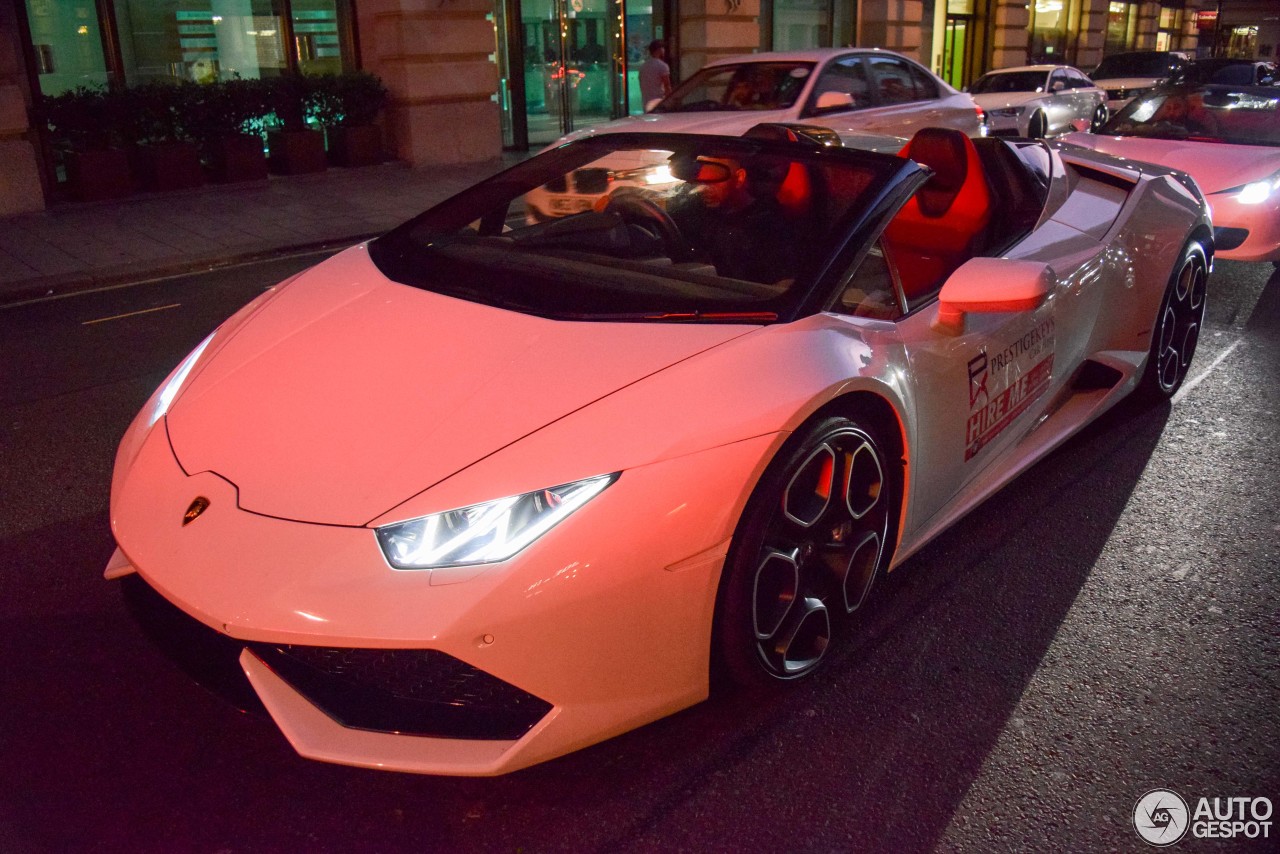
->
<box><xmin>376</xmin><ymin>473</ymin><xmax>618</xmax><ymax>570</ymax></box>
<box><xmin>990</xmin><ymin>107</ymin><xmax>1022</xmax><ymax>118</ymax></box>
<box><xmin>1231</xmin><ymin>171</ymin><xmax>1280</xmax><ymax>205</ymax></box>
<box><xmin>148</xmin><ymin>331</ymin><xmax>215</xmax><ymax>427</ymax></box>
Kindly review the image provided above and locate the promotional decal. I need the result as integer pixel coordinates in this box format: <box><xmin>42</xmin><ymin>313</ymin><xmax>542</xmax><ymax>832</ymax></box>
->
<box><xmin>965</xmin><ymin>319</ymin><xmax>1055</xmax><ymax>461</ymax></box>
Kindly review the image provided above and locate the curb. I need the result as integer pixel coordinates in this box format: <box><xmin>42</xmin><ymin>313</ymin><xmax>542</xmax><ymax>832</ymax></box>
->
<box><xmin>0</xmin><ymin>232</ymin><xmax>380</xmax><ymax>309</ymax></box>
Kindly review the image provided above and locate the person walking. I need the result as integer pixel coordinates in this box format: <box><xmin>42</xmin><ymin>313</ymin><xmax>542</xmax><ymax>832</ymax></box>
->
<box><xmin>639</xmin><ymin>39</ymin><xmax>672</xmax><ymax>109</ymax></box>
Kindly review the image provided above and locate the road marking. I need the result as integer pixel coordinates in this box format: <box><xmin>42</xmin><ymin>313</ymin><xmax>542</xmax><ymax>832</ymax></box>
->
<box><xmin>1172</xmin><ymin>339</ymin><xmax>1243</xmax><ymax>406</ymax></box>
<box><xmin>81</xmin><ymin>303</ymin><xmax>181</xmax><ymax>325</ymax></box>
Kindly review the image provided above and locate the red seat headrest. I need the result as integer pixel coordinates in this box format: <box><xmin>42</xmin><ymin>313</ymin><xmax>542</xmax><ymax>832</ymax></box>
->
<box><xmin>898</xmin><ymin>128</ymin><xmax>981</xmax><ymax>217</ymax></box>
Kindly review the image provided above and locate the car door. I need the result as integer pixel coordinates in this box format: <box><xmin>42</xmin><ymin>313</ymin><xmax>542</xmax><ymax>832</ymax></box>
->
<box><xmin>1066</xmin><ymin>68</ymin><xmax>1103</xmax><ymax>126</ymax></box>
<box><xmin>831</xmin><ymin>237</ymin><xmax>1060</xmax><ymax>532</ymax></box>
<box><xmin>810</xmin><ymin>54</ymin><xmax>970</xmax><ymax>138</ymax></box>
<box><xmin>1046</xmin><ymin>69</ymin><xmax>1075</xmax><ymax>134</ymax></box>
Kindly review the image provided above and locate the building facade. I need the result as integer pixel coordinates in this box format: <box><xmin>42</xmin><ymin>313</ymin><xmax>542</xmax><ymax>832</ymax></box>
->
<box><xmin>3</xmin><ymin>0</ymin><xmax>1221</xmax><ymax>215</ymax></box>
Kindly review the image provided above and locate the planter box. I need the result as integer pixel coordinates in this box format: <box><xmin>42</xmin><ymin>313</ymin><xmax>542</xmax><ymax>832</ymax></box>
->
<box><xmin>208</xmin><ymin>134</ymin><xmax>268</xmax><ymax>184</ymax></box>
<box><xmin>327</xmin><ymin>124</ymin><xmax>384</xmax><ymax>167</ymax></box>
<box><xmin>130</xmin><ymin>141</ymin><xmax>204</xmax><ymax>192</ymax></box>
<box><xmin>65</xmin><ymin>149</ymin><xmax>134</xmax><ymax>202</ymax></box>
<box><xmin>268</xmin><ymin>129</ymin><xmax>328</xmax><ymax>175</ymax></box>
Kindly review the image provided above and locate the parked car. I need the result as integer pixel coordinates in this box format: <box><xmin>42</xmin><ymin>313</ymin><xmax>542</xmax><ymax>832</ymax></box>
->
<box><xmin>107</xmin><ymin>127</ymin><xmax>1211</xmax><ymax>776</ymax></box>
<box><xmin>1090</xmin><ymin>50</ymin><xmax>1190</xmax><ymax>113</ymax></box>
<box><xmin>968</xmin><ymin>64</ymin><xmax>1108</xmax><ymax>137</ymax></box>
<box><xmin>525</xmin><ymin>122</ymin><xmax>905</xmax><ymax>223</ymax></box>
<box><xmin>1066</xmin><ymin>82</ymin><xmax>1279</xmax><ymax>262</ymax></box>
<box><xmin>1172</xmin><ymin>58</ymin><xmax>1277</xmax><ymax>87</ymax></box>
<box><xmin>554</xmin><ymin>48</ymin><xmax>984</xmax><ymax>145</ymax></box>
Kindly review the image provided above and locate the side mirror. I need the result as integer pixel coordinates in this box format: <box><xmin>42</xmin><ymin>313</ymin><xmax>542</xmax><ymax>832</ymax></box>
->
<box><xmin>933</xmin><ymin>257</ymin><xmax>1054</xmax><ymax>334</ymax></box>
<box><xmin>1070</xmin><ymin>116</ymin><xmax>1091</xmax><ymax>132</ymax></box>
<box><xmin>815</xmin><ymin>91</ymin><xmax>856</xmax><ymax>112</ymax></box>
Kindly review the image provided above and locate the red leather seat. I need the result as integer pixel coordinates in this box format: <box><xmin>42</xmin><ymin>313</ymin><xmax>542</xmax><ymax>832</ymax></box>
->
<box><xmin>883</xmin><ymin>128</ymin><xmax>991</xmax><ymax>303</ymax></box>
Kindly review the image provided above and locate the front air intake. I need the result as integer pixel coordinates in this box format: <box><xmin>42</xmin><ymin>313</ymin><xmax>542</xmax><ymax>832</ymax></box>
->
<box><xmin>248</xmin><ymin>644</ymin><xmax>553</xmax><ymax>741</ymax></box>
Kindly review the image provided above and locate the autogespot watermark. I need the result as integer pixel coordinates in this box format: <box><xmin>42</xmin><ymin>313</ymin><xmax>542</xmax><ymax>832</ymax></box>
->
<box><xmin>1133</xmin><ymin>789</ymin><xmax>1273</xmax><ymax>846</ymax></box>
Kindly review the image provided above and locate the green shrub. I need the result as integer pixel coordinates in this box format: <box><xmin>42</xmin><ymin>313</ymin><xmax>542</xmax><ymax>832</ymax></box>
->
<box><xmin>37</xmin><ymin>86</ymin><xmax>123</xmax><ymax>151</ymax></box>
<box><xmin>310</xmin><ymin>71</ymin><xmax>389</xmax><ymax>128</ymax></box>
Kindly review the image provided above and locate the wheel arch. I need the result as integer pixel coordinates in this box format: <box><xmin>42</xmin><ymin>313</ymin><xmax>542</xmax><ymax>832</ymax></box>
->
<box><xmin>811</xmin><ymin>389</ymin><xmax>909</xmax><ymax>553</ymax></box>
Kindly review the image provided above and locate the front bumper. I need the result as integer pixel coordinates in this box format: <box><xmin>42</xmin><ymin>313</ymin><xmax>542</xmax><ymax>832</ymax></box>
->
<box><xmin>108</xmin><ymin>418</ymin><xmax>777</xmax><ymax>774</ymax></box>
<box><xmin>1207</xmin><ymin>195</ymin><xmax>1280</xmax><ymax>262</ymax></box>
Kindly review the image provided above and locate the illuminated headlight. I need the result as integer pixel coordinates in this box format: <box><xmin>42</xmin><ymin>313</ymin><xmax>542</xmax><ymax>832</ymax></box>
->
<box><xmin>376</xmin><ymin>473</ymin><xmax>618</xmax><ymax>569</ymax></box>
<box><xmin>148</xmin><ymin>331</ymin><xmax>215</xmax><ymax>427</ymax></box>
<box><xmin>645</xmin><ymin>164</ymin><xmax>675</xmax><ymax>184</ymax></box>
<box><xmin>990</xmin><ymin>107</ymin><xmax>1022</xmax><ymax>118</ymax></box>
<box><xmin>1234</xmin><ymin>171</ymin><xmax>1280</xmax><ymax>205</ymax></box>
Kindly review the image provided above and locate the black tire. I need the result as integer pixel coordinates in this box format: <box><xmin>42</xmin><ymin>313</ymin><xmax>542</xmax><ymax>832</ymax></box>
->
<box><xmin>1090</xmin><ymin>104</ymin><xmax>1109</xmax><ymax>132</ymax></box>
<box><xmin>714</xmin><ymin>415</ymin><xmax>898</xmax><ymax>689</ymax></box>
<box><xmin>1028</xmin><ymin>111</ymin><xmax>1048</xmax><ymax>139</ymax></box>
<box><xmin>1139</xmin><ymin>241</ymin><xmax>1208</xmax><ymax>401</ymax></box>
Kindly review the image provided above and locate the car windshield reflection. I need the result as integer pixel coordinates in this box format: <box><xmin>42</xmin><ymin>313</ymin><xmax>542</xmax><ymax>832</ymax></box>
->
<box><xmin>1104</xmin><ymin>85</ymin><xmax>1280</xmax><ymax>146</ymax></box>
<box><xmin>652</xmin><ymin>63</ymin><xmax>816</xmax><ymax>113</ymax></box>
<box><xmin>369</xmin><ymin>134</ymin><xmax>901</xmax><ymax>323</ymax></box>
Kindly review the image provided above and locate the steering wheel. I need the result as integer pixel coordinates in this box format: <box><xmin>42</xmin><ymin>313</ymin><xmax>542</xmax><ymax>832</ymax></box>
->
<box><xmin>603</xmin><ymin>193</ymin><xmax>690</xmax><ymax>260</ymax></box>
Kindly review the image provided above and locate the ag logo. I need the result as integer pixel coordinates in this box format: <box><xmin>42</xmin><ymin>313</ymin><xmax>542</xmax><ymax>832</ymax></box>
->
<box><xmin>182</xmin><ymin>496</ymin><xmax>210</xmax><ymax>526</ymax></box>
<box><xmin>1134</xmin><ymin>789</ymin><xmax>1190</xmax><ymax>846</ymax></box>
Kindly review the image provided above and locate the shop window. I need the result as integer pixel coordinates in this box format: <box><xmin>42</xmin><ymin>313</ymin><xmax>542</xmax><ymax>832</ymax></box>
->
<box><xmin>24</xmin><ymin>0</ymin><xmax>110</xmax><ymax>96</ymax></box>
<box><xmin>773</xmin><ymin>0</ymin><xmax>831</xmax><ymax>51</ymax></box>
<box><xmin>1104</xmin><ymin>2</ymin><xmax>1136</xmax><ymax>55</ymax></box>
<box><xmin>1028</xmin><ymin>0</ymin><xmax>1068</xmax><ymax>63</ymax></box>
<box><xmin>292</xmin><ymin>0</ymin><xmax>346</xmax><ymax>76</ymax></box>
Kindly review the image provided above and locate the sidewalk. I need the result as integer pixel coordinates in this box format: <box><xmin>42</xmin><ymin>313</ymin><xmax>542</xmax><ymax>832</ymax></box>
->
<box><xmin>0</xmin><ymin>155</ymin><xmax>522</xmax><ymax>308</ymax></box>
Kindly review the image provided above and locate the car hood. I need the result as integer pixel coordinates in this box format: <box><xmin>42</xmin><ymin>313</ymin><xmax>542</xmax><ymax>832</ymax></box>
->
<box><xmin>971</xmin><ymin>92</ymin><xmax>1042</xmax><ymax>110</ymax></box>
<box><xmin>165</xmin><ymin>245</ymin><xmax>755</xmax><ymax>527</ymax></box>
<box><xmin>1094</xmin><ymin>76</ymin><xmax>1163</xmax><ymax>90</ymax></box>
<box><xmin>1062</xmin><ymin>133</ymin><xmax>1280</xmax><ymax>193</ymax></box>
<box><xmin>561</xmin><ymin>110</ymin><xmax>795</xmax><ymax>143</ymax></box>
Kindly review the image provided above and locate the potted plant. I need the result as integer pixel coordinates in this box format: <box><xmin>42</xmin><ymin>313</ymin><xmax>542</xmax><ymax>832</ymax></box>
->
<box><xmin>265</xmin><ymin>72</ymin><xmax>327</xmax><ymax>175</ymax></box>
<box><xmin>120</xmin><ymin>82</ymin><xmax>205</xmax><ymax>192</ymax></box>
<box><xmin>37</xmin><ymin>87</ymin><xmax>134</xmax><ymax>201</ymax></box>
<box><xmin>189</xmin><ymin>78</ymin><xmax>270</xmax><ymax>183</ymax></box>
<box><xmin>311</xmin><ymin>71</ymin><xmax>389</xmax><ymax>167</ymax></box>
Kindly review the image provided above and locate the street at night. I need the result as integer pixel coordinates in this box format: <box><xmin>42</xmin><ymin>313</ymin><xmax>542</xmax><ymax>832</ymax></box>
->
<box><xmin>1</xmin><ymin>255</ymin><xmax>1276</xmax><ymax>852</ymax></box>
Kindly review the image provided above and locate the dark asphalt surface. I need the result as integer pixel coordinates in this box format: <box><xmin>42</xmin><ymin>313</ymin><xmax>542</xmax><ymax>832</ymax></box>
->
<box><xmin>0</xmin><ymin>256</ymin><xmax>1276</xmax><ymax>853</ymax></box>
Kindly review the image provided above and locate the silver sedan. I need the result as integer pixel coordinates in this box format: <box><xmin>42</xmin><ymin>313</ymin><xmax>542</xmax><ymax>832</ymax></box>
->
<box><xmin>969</xmin><ymin>65</ymin><xmax>1108</xmax><ymax>138</ymax></box>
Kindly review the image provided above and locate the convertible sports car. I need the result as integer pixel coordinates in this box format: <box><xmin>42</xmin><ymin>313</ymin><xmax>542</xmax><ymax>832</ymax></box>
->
<box><xmin>1064</xmin><ymin>82</ymin><xmax>1280</xmax><ymax>262</ymax></box>
<box><xmin>106</xmin><ymin>127</ymin><xmax>1211</xmax><ymax>776</ymax></box>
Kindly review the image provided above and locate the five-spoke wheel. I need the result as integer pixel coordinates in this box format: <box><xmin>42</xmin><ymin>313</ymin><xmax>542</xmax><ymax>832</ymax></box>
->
<box><xmin>1142</xmin><ymin>241</ymin><xmax>1208</xmax><ymax>399</ymax></box>
<box><xmin>716</xmin><ymin>416</ymin><xmax>896</xmax><ymax>686</ymax></box>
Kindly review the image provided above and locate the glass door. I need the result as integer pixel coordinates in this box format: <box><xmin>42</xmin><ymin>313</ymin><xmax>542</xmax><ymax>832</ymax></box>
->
<box><xmin>941</xmin><ymin>17</ymin><xmax>968</xmax><ymax>89</ymax></box>
<box><xmin>498</xmin><ymin>0</ymin><xmax>626</xmax><ymax>149</ymax></box>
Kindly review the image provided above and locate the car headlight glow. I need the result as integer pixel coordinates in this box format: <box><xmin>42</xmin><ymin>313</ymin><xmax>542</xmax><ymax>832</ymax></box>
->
<box><xmin>376</xmin><ymin>473</ymin><xmax>618</xmax><ymax>570</ymax></box>
<box><xmin>1234</xmin><ymin>171</ymin><xmax>1280</xmax><ymax>205</ymax></box>
<box><xmin>148</xmin><ymin>331</ymin><xmax>215</xmax><ymax>427</ymax></box>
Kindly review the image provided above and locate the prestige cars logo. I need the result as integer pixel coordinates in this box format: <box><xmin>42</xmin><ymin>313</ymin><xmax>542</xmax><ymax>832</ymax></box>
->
<box><xmin>1134</xmin><ymin>789</ymin><xmax>1189</xmax><ymax>846</ymax></box>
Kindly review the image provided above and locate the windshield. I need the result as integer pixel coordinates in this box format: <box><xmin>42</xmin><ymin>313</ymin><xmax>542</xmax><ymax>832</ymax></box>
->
<box><xmin>1092</xmin><ymin>52</ymin><xmax>1184</xmax><ymax>80</ymax></box>
<box><xmin>1103</xmin><ymin>85</ymin><xmax>1280</xmax><ymax>146</ymax></box>
<box><xmin>652</xmin><ymin>62</ymin><xmax>815</xmax><ymax>113</ymax></box>
<box><xmin>969</xmin><ymin>70</ymin><xmax>1049</xmax><ymax>94</ymax></box>
<box><xmin>369</xmin><ymin>134</ymin><xmax>900</xmax><ymax>323</ymax></box>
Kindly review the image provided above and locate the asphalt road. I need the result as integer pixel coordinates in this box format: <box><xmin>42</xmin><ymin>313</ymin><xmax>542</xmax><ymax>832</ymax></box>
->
<box><xmin>0</xmin><ymin>255</ymin><xmax>1276</xmax><ymax>853</ymax></box>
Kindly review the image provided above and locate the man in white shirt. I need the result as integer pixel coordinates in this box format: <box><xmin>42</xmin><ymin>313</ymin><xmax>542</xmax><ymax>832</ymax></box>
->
<box><xmin>639</xmin><ymin>40</ymin><xmax>672</xmax><ymax>109</ymax></box>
